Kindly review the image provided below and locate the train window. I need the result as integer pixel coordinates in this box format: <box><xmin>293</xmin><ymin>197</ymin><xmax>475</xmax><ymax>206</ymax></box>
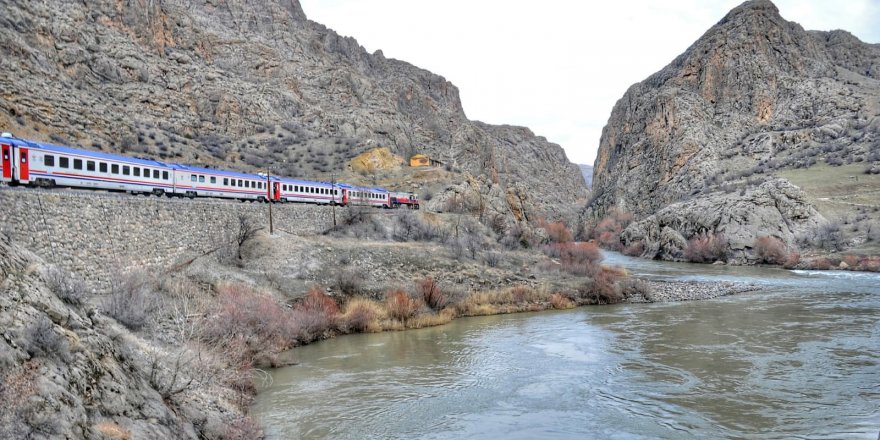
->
<box><xmin>99</xmin><ymin>162</ymin><xmax>108</xmax><ymax>173</ymax></box>
<box><xmin>87</xmin><ymin>161</ymin><xmax>95</xmax><ymax>172</ymax></box>
<box><xmin>162</xmin><ymin>171</ymin><xmax>169</xmax><ymax>180</ymax></box>
<box><xmin>122</xmin><ymin>166</ymin><xmax>130</xmax><ymax>176</ymax></box>
<box><xmin>44</xmin><ymin>155</ymin><xmax>55</xmax><ymax>166</ymax></box>
<box><xmin>133</xmin><ymin>167</ymin><xmax>140</xmax><ymax>177</ymax></box>
<box><xmin>237</xmin><ymin>179</ymin><xmax>243</xmax><ymax>187</ymax></box>
<box><xmin>198</xmin><ymin>176</ymin><xmax>205</xmax><ymax>183</ymax></box>
<box><xmin>59</xmin><ymin>157</ymin><xmax>69</xmax><ymax>168</ymax></box>
<box><xmin>210</xmin><ymin>176</ymin><xmax>216</xmax><ymax>184</ymax></box>
<box><xmin>111</xmin><ymin>164</ymin><xmax>119</xmax><ymax>174</ymax></box>
<box><xmin>153</xmin><ymin>170</ymin><xmax>159</xmax><ymax>179</ymax></box>
<box><xmin>73</xmin><ymin>159</ymin><xmax>83</xmax><ymax>170</ymax></box>
<box><xmin>223</xmin><ymin>178</ymin><xmax>229</xmax><ymax>186</ymax></box>
<box><xmin>244</xmin><ymin>181</ymin><xmax>249</xmax><ymax>188</ymax></box>
<box><xmin>190</xmin><ymin>175</ymin><xmax>197</xmax><ymax>182</ymax></box>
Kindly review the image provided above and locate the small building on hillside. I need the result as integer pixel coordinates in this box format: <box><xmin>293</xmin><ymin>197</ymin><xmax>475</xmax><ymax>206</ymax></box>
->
<box><xmin>409</xmin><ymin>154</ymin><xmax>443</xmax><ymax>168</ymax></box>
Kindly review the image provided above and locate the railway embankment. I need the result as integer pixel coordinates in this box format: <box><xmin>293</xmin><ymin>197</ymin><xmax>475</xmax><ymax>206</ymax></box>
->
<box><xmin>0</xmin><ymin>187</ymin><xmax>333</xmax><ymax>287</ymax></box>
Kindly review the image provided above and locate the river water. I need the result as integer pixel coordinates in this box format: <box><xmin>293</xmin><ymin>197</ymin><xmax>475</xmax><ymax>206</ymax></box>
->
<box><xmin>254</xmin><ymin>253</ymin><xmax>880</xmax><ymax>439</ymax></box>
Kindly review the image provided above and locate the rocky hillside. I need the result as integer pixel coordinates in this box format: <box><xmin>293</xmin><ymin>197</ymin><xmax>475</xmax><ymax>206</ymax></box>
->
<box><xmin>0</xmin><ymin>233</ymin><xmax>253</xmax><ymax>439</ymax></box>
<box><xmin>589</xmin><ymin>0</ymin><xmax>880</xmax><ymax>259</ymax></box>
<box><xmin>0</xmin><ymin>0</ymin><xmax>586</xmax><ymax>219</ymax></box>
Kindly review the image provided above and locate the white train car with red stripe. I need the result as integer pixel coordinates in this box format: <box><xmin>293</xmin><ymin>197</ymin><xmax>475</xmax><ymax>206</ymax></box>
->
<box><xmin>172</xmin><ymin>164</ymin><xmax>269</xmax><ymax>201</ymax></box>
<box><xmin>1</xmin><ymin>135</ymin><xmax>175</xmax><ymax>195</ymax></box>
<box><xmin>273</xmin><ymin>177</ymin><xmax>341</xmax><ymax>205</ymax></box>
<box><xmin>340</xmin><ymin>184</ymin><xmax>390</xmax><ymax>208</ymax></box>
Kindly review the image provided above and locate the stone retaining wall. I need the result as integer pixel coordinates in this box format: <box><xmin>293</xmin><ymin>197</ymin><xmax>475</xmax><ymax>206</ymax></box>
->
<box><xmin>0</xmin><ymin>187</ymin><xmax>336</xmax><ymax>286</ymax></box>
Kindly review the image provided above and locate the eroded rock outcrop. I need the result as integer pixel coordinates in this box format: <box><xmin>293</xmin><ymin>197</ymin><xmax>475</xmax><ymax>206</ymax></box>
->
<box><xmin>621</xmin><ymin>179</ymin><xmax>821</xmax><ymax>262</ymax></box>
<box><xmin>588</xmin><ymin>0</ymin><xmax>879</xmax><ymax>258</ymax></box>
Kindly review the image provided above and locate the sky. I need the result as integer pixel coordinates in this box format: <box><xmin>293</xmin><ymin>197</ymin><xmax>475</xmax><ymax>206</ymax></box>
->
<box><xmin>299</xmin><ymin>1</ymin><xmax>880</xmax><ymax>165</ymax></box>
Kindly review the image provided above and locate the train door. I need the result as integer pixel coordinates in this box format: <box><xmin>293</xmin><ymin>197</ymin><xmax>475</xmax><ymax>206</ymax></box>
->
<box><xmin>16</xmin><ymin>147</ymin><xmax>30</xmax><ymax>183</ymax></box>
<box><xmin>272</xmin><ymin>181</ymin><xmax>281</xmax><ymax>202</ymax></box>
<box><xmin>341</xmin><ymin>189</ymin><xmax>348</xmax><ymax>206</ymax></box>
<box><xmin>1</xmin><ymin>143</ymin><xmax>11</xmax><ymax>183</ymax></box>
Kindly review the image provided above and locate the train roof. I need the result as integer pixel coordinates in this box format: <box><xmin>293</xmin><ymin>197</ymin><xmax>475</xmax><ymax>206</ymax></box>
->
<box><xmin>5</xmin><ymin>137</ymin><xmax>171</xmax><ymax>168</ymax></box>
<box><xmin>337</xmin><ymin>183</ymin><xmax>388</xmax><ymax>193</ymax></box>
<box><xmin>172</xmin><ymin>163</ymin><xmax>265</xmax><ymax>180</ymax></box>
<box><xmin>273</xmin><ymin>176</ymin><xmax>335</xmax><ymax>187</ymax></box>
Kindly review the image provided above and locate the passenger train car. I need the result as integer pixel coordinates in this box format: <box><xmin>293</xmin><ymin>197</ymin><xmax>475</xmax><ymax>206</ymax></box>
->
<box><xmin>1</xmin><ymin>133</ymin><xmax>418</xmax><ymax>209</ymax></box>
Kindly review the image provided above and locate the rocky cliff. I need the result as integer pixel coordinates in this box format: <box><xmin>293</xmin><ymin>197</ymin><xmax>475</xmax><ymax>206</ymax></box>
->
<box><xmin>0</xmin><ymin>0</ymin><xmax>586</xmax><ymax>220</ymax></box>
<box><xmin>589</xmin><ymin>0</ymin><xmax>880</xmax><ymax>259</ymax></box>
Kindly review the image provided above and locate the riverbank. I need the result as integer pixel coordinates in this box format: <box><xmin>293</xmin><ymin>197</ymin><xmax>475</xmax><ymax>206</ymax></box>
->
<box><xmin>625</xmin><ymin>280</ymin><xmax>761</xmax><ymax>303</ymax></box>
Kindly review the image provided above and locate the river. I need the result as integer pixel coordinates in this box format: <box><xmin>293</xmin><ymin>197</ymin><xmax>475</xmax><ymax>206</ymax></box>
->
<box><xmin>254</xmin><ymin>253</ymin><xmax>880</xmax><ymax>439</ymax></box>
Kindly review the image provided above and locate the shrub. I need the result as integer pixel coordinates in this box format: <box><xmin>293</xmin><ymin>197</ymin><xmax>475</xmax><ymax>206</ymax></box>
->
<box><xmin>416</xmin><ymin>277</ymin><xmax>447</xmax><ymax>311</ymax></box>
<box><xmin>578</xmin><ymin>266</ymin><xmax>626</xmax><ymax>304</ymax></box>
<box><xmin>807</xmin><ymin>257</ymin><xmax>833</xmax><ymax>270</ymax></box>
<box><xmin>841</xmin><ymin>255</ymin><xmax>860</xmax><ymax>268</ymax></box>
<box><xmin>549</xmin><ymin>242</ymin><xmax>603</xmax><ymax>276</ymax></box>
<box><xmin>618</xmin><ymin>278</ymin><xmax>649</xmax><ymax>299</ymax></box>
<box><xmin>334</xmin><ymin>269</ymin><xmax>364</xmax><ymax>296</ymax></box>
<box><xmin>483</xmin><ymin>251</ymin><xmax>501</xmax><ymax>268</ymax></box>
<box><xmin>292</xmin><ymin>288</ymin><xmax>340</xmax><ymax>341</ymax></box>
<box><xmin>621</xmin><ymin>241</ymin><xmax>645</xmax><ymax>257</ymax></box>
<box><xmin>782</xmin><ymin>252</ymin><xmax>801</xmax><ymax>269</ymax></box>
<box><xmin>542</xmin><ymin>221</ymin><xmax>573</xmax><ymax>244</ymax></box>
<box><xmin>859</xmin><ymin>256</ymin><xmax>880</xmax><ymax>272</ymax></box>
<box><xmin>548</xmin><ymin>293</ymin><xmax>575</xmax><ymax>310</ymax></box>
<box><xmin>683</xmin><ymin>233</ymin><xmax>729</xmax><ymax>263</ymax></box>
<box><xmin>754</xmin><ymin>236</ymin><xmax>787</xmax><ymax>265</ymax></box>
<box><xmin>102</xmin><ymin>270</ymin><xmax>158</xmax><ymax>331</ymax></box>
<box><xmin>199</xmin><ymin>283</ymin><xmax>300</xmax><ymax>365</ymax></box>
<box><xmin>385</xmin><ymin>289</ymin><xmax>421</xmax><ymax>322</ymax></box>
<box><xmin>44</xmin><ymin>267</ymin><xmax>87</xmax><ymax>306</ymax></box>
<box><xmin>23</xmin><ymin>315</ymin><xmax>69</xmax><ymax>361</ymax></box>
<box><xmin>814</xmin><ymin>222</ymin><xmax>844</xmax><ymax>251</ymax></box>
<box><xmin>589</xmin><ymin>208</ymin><xmax>633</xmax><ymax>250</ymax></box>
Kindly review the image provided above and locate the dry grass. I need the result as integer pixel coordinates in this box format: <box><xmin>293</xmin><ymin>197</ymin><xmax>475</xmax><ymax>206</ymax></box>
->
<box><xmin>94</xmin><ymin>422</ymin><xmax>132</xmax><ymax>440</ymax></box>
<box><xmin>340</xmin><ymin>297</ymin><xmax>384</xmax><ymax>333</ymax></box>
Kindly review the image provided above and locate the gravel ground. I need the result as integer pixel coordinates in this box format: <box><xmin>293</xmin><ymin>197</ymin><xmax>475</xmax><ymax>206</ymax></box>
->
<box><xmin>626</xmin><ymin>280</ymin><xmax>762</xmax><ymax>303</ymax></box>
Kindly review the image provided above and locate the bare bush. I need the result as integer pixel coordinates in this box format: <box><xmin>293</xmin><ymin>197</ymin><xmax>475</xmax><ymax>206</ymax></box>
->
<box><xmin>544</xmin><ymin>242</ymin><xmax>603</xmax><ymax>276</ymax></box>
<box><xmin>588</xmin><ymin>208</ymin><xmax>633</xmax><ymax>250</ymax></box>
<box><xmin>102</xmin><ymin>270</ymin><xmax>158</xmax><ymax>331</ymax></box>
<box><xmin>416</xmin><ymin>277</ymin><xmax>447</xmax><ymax>311</ymax></box>
<box><xmin>44</xmin><ymin>267</ymin><xmax>87</xmax><ymax>306</ymax></box>
<box><xmin>621</xmin><ymin>241</ymin><xmax>645</xmax><ymax>257</ymax></box>
<box><xmin>753</xmin><ymin>236</ymin><xmax>788</xmax><ymax>265</ymax></box>
<box><xmin>393</xmin><ymin>212</ymin><xmax>437</xmax><ymax>241</ymax></box>
<box><xmin>541</xmin><ymin>221</ymin><xmax>573</xmax><ymax>244</ymax></box>
<box><xmin>385</xmin><ymin>289</ymin><xmax>421</xmax><ymax>322</ymax></box>
<box><xmin>291</xmin><ymin>288</ymin><xmax>340</xmax><ymax>342</ymax></box>
<box><xmin>483</xmin><ymin>251</ymin><xmax>502</xmax><ymax>268</ymax></box>
<box><xmin>333</xmin><ymin>269</ymin><xmax>364</xmax><ymax>296</ymax></box>
<box><xmin>199</xmin><ymin>283</ymin><xmax>300</xmax><ymax>366</ymax></box>
<box><xmin>814</xmin><ymin>221</ymin><xmax>845</xmax><ymax>251</ymax></box>
<box><xmin>683</xmin><ymin>233</ymin><xmax>729</xmax><ymax>263</ymax></box>
<box><xmin>577</xmin><ymin>266</ymin><xmax>626</xmax><ymax>304</ymax></box>
<box><xmin>22</xmin><ymin>315</ymin><xmax>69</xmax><ymax>361</ymax></box>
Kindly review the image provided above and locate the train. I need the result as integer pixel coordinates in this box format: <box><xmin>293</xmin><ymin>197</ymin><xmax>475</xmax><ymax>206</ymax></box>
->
<box><xmin>0</xmin><ymin>133</ymin><xmax>419</xmax><ymax>209</ymax></box>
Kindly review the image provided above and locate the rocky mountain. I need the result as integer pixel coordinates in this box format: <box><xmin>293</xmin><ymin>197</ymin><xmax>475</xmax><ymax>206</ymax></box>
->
<box><xmin>578</xmin><ymin>164</ymin><xmax>593</xmax><ymax>188</ymax></box>
<box><xmin>589</xmin><ymin>0</ymin><xmax>880</xmax><ymax>260</ymax></box>
<box><xmin>0</xmin><ymin>0</ymin><xmax>586</xmax><ymax>220</ymax></box>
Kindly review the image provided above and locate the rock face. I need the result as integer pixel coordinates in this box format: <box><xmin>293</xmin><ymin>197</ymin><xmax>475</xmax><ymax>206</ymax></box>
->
<box><xmin>0</xmin><ymin>0</ymin><xmax>586</xmax><ymax>219</ymax></box>
<box><xmin>589</xmin><ymin>0</ymin><xmax>879</xmax><ymax>255</ymax></box>
<box><xmin>621</xmin><ymin>178</ymin><xmax>821</xmax><ymax>262</ymax></box>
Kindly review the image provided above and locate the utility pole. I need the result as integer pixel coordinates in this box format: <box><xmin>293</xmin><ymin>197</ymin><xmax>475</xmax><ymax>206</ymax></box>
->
<box><xmin>266</xmin><ymin>169</ymin><xmax>274</xmax><ymax>235</ymax></box>
<box><xmin>331</xmin><ymin>172</ymin><xmax>337</xmax><ymax>227</ymax></box>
